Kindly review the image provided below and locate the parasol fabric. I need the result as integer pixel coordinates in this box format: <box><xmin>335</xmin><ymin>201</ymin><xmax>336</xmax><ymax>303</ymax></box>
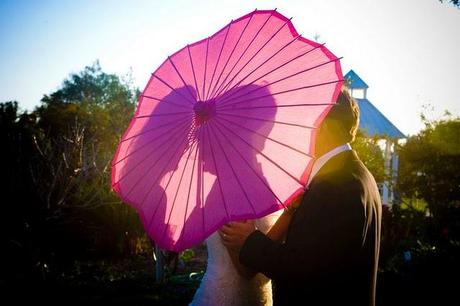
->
<box><xmin>111</xmin><ymin>9</ymin><xmax>343</xmax><ymax>252</ymax></box>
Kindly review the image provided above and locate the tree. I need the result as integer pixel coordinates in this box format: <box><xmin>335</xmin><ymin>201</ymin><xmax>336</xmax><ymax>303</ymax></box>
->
<box><xmin>397</xmin><ymin>115</ymin><xmax>460</xmax><ymax>218</ymax></box>
<box><xmin>439</xmin><ymin>0</ymin><xmax>460</xmax><ymax>8</ymax></box>
<box><xmin>0</xmin><ymin>101</ymin><xmax>44</xmax><ymax>281</ymax></box>
<box><xmin>352</xmin><ymin>130</ymin><xmax>385</xmax><ymax>184</ymax></box>
<box><xmin>379</xmin><ymin>114</ymin><xmax>460</xmax><ymax>305</ymax></box>
<box><xmin>1</xmin><ymin>62</ymin><xmax>145</xmax><ymax>284</ymax></box>
<box><xmin>34</xmin><ymin>61</ymin><xmax>138</xmax><ymax>212</ymax></box>
<box><xmin>32</xmin><ymin>62</ymin><xmax>144</xmax><ymax>261</ymax></box>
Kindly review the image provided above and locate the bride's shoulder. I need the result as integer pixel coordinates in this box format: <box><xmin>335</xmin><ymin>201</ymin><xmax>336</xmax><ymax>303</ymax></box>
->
<box><xmin>255</xmin><ymin>209</ymin><xmax>283</xmax><ymax>233</ymax></box>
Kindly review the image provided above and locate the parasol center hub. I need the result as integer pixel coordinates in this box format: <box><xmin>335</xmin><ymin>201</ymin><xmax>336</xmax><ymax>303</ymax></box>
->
<box><xmin>193</xmin><ymin>100</ymin><xmax>216</xmax><ymax>124</ymax></box>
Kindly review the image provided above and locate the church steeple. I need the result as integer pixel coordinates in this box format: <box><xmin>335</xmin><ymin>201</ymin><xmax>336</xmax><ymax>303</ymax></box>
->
<box><xmin>343</xmin><ymin>69</ymin><xmax>406</xmax><ymax>206</ymax></box>
<box><xmin>344</xmin><ymin>70</ymin><xmax>368</xmax><ymax>99</ymax></box>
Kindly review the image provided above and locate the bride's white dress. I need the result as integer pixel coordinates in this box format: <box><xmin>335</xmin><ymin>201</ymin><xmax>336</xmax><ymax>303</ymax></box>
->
<box><xmin>189</xmin><ymin>212</ymin><xmax>281</xmax><ymax>306</ymax></box>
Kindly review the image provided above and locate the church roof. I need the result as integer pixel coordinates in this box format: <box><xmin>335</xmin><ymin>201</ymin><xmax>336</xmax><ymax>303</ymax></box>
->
<box><xmin>344</xmin><ymin>70</ymin><xmax>369</xmax><ymax>89</ymax></box>
<box><xmin>355</xmin><ymin>98</ymin><xmax>406</xmax><ymax>139</ymax></box>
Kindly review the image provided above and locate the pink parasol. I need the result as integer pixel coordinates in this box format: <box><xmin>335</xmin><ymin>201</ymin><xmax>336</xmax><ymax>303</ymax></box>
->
<box><xmin>111</xmin><ymin>9</ymin><xmax>343</xmax><ymax>252</ymax></box>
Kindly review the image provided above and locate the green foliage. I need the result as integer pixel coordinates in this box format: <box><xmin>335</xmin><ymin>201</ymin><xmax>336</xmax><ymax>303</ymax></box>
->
<box><xmin>1</xmin><ymin>62</ymin><xmax>145</xmax><ymax>283</ymax></box>
<box><xmin>397</xmin><ymin>115</ymin><xmax>460</xmax><ymax>217</ymax></box>
<box><xmin>396</xmin><ymin>115</ymin><xmax>460</xmax><ymax>251</ymax></box>
<box><xmin>179</xmin><ymin>249</ymin><xmax>195</xmax><ymax>263</ymax></box>
<box><xmin>439</xmin><ymin>0</ymin><xmax>460</xmax><ymax>8</ymax></box>
<box><xmin>352</xmin><ymin>130</ymin><xmax>385</xmax><ymax>183</ymax></box>
<box><xmin>38</xmin><ymin>61</ymin><xmax>138</xmax><ymax>149</ymax></box>
<box><xmin>378</xmin><ymin>114</ymin><xmax>460</xmax><ymax>304</ymax></box>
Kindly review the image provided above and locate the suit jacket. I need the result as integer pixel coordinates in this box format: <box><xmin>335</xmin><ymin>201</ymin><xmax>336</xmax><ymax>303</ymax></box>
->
<box><xmin>240</xmin><ymin>150</ymin><xmax>382</xmax><ymax>306</ymax></box>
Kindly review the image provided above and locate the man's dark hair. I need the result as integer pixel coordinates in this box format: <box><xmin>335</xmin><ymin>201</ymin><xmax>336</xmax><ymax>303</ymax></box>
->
<box><xmin>324</xmin><ymin>89</ymin><xmax>360</xmax><ymax>143</ymax></box>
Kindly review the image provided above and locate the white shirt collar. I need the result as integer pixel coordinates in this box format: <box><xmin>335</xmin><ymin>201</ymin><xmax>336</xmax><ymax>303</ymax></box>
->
<box><xmin>306</xmin><ymin>143</ymin><xmax>352</xmax><ymax>187</ymax></box>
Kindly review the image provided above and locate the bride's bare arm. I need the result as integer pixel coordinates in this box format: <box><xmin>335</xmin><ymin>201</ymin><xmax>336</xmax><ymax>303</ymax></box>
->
<box><xmin>266</xmin><ymin>209</ymin><xmax>296</xmax><ymax>242</ymax></box>
<box><xmin>267</xmin><ymin>192</ymin><xmax>304</xmax><ymax>242</ymax></box>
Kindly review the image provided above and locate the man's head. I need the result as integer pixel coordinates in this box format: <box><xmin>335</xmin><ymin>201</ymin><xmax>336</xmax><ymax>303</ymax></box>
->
<box><xmin>315</xmin><ymin>88</ymin><xmax>360</xmax><ymax>156</ymax></box>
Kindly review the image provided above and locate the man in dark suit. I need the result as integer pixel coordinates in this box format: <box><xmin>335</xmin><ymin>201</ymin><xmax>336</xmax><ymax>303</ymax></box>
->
<box><xmin>220</xmin><ymin>89</ymin><xmax>382</xmax><ymax>306</ymax></box>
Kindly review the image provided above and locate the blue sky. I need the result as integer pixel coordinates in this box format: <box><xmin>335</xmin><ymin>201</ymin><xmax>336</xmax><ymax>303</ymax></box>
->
<box><xmin>1</xmin><ymin>0</ymin><xmax>459</xmax><ymax>136</ymax></box>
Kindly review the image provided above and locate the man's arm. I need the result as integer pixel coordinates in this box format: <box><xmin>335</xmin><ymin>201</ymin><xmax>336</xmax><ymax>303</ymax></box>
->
<box><xmin>225</xmin><ymin>247</ymin><xmax>257</xmax><ymax>279</ymax></box>
<box><xmin>221</xmin><ymin>200</ymin><xmax>301</xmax><ymax>279</ymax></box>
<box><xmin>219</xmin><ymin>191</ymin><xmax>304</xmax><ymax>279</ymax></box>
<box><xmin>239</xmin><ymin>180</ymin><xmax>365</xmax><ymax>281</ymax></box>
